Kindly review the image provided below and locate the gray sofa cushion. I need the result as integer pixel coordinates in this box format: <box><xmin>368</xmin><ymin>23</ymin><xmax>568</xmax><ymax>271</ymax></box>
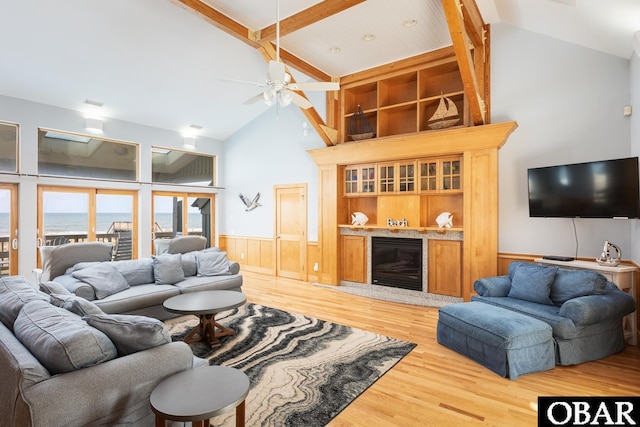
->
<box><xmin>72</xmin><ymin>263</ymin><xmax>130</xmax><ymax>299</ymax></box>
<box><xmin>152</xmin><ymin>253</ymin><xmax>185</xmax><ymax>285</ymax></box>
<box><xmin>508</xmin><ymin>263</ymin><xmax>556</xmax><ymax>305</ymax></box>
<box><xmin>550</xmin><ymin>269</ymin><xmax>608</xmax><ymax>306</ymax></box>
<box><xmin>40</xmin><ymin>242</ymin><xmax>114</xmax><ymax>282</ymax></box>
<box><xmin>49</xmin><ymin>293</ymin><xmax>104</xmax><ymax>317</ymax></box>
<box><xmin>167</xmin><ymin>236</ymin><xmax>207</xmax><ymax>254</ymax></box>
<box><xmin>39</xmin><ymin>280</ymin><xmax>70</xmax><ymax>295</ymax></box>
<box><xmin>197</xmin><ymin>251</ymin><xmax>231</xmax><ymax>276</ymax></box>
<box><xmin>53</xmin><ymin>274</ymin><xmax>96</xmax><ymax>300</ymax></box>
<box><xmin>83</xmin><ymin>313</ymin><xmax>171</xmax><ymax>356</ymax></box>
<box><xmin>0</xmin><ymin>276</ymin><xmax>49</xmax><ymax>329</ymax></box>
<box><xmin>181</xmin><ymin>252</ymin><xmax>198</xmax><ymax>277</ymax></box>
<box><xmin>112</xmin><ymin>258</ymin><xmax>154</xmax><ymax>286</ymax></box>
<box><xmin>14</xmin><ymin>300</ymin><xmax>117</xmax><ymax>374</ymax></box>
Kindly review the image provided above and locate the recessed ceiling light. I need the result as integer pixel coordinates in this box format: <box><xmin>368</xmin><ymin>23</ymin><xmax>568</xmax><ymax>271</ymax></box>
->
<box><xmin>363</xmin><ymin>34</ymin><xmax>375</xmax><ymax>41</ymax></box>
<box><xmin>403</xmin><ymin>19</ymin><xmax>417</xmax><ymax>28</ymax></box>
<box><xmin>329</xmin><ymin>46</ymin><xmax>341</xmax><ymax>53</ymax></box>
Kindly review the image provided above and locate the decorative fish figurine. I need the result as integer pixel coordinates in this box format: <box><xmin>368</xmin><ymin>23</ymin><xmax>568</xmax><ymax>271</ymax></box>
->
<box><xmin>435</xmin><ymin>212</ymin><xmax>453</xmax><ymax>228</ymax></box>
<box><xmin>351</xmin><ymin>212</ymin><xmax>369</xmax><ymax>226</ymax></box>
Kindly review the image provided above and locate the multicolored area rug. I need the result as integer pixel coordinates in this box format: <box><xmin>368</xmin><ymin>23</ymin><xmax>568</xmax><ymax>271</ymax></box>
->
<box><xmin>165</xmin><ymin>303</ymin><xmax>416</xmax><ymax>426</ymax></box>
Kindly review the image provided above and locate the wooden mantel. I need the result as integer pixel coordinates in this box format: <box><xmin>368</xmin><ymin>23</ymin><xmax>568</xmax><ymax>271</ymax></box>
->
<box><xmin>308</xmin><ymin>121</ymin><xmax>518</xmax><ymax>301</ymax></box>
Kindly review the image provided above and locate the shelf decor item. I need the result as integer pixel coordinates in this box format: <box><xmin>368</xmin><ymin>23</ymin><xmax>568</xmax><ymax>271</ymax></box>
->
<box><xmin>427</xmin><ymin>93</ymin><xmax>460</xmax><ymax>130</ymax></box>
<box><xmin>596</xmin><ymin>240</ymin><xmax>621</xmax><ymax>266</ymax></box>
<box><xmin>348</xmin><ymin>105</ymin><xmax>375</xmax><ymax>141</ymax></box>
<box><xmin>435</xmin><ymin>212</ymin><xmax>454</xmax><ymax>228</ymax></box>
<box><xmin>351</xmin><ymin>212</ymin><xmax>369</xmax><ymax>226</ymax></box>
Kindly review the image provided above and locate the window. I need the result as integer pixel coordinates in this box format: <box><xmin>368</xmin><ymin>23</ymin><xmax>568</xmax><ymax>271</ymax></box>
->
<box><xmin>37</xmin><ymin>186</ymin><xmax>138</xmax><ymax>263</ymax></box>
<box><xmin>0</xmin><ymin>121</ymin><xmax>18</xmax><ymax>173</ymax></box>
<box><xmin>151</xmin><ymin>147</ymin><xmax>215</xmax><ymax>186</ymax></box>
<box><xmin>152</xmin><ymin>191</ymin><xmax>214</xmax><ymax>250</ymax></box>
<box><xmin>38</xmin><ymin>129</ymin><xmax>138</xmax><ymax>181</ymax></box>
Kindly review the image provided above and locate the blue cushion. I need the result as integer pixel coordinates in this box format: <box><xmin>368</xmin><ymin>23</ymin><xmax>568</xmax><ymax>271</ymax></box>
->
<box><xmin>550</xmin><ymin>269</ymin><xmax>607</xmax><ymax>306</ymax></box>
<box><xmin>508</xmin><ymin>263</ymin><xmax>556</xmax><ymax>305</ymax></box>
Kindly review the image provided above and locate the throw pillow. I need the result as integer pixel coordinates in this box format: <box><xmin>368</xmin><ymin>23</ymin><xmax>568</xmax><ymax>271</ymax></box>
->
<box><xmin>72</xmin><ymin>263</ymin><xmax>130</xmax><ymax>299</ymax></box>
<box><xmin>550</xmin><ymin>269</ymin><xmax>608</xmax><ymax>306</ymax></box>
<box><xmin>181</xmin><ymin>251</ymin><xmax>198</xmax><ymax>277</ymax></box>
<box><xmin>0</xmin><ymin>276</ymin><xmax>49</xmax><ymax>329</ymax></box>
<box><xmin>83</xmin><ymin>313</ymin><xmax>171</xmax><ymax>356</ymax></box>
<box><xmin>39</xmin><ymin>280</ymin><xmax>71</xmax><ymax>295</ymax></box>
<box><xmin>197</xmin><ymin>251</ymin><xmax>231</xmax><ymax>276</ymax></box>
<box><xmin>152</xmin><ymin>253</ymin><xmax>185</xmax><ymax>285</ymax></box>
<box><xmin>49</xmin><ymin>293</ymin><xmax>104</xmax><ymax>317</ymax></box>
<box><xmin>508</xmin><ymin>263</ymin><xmax>557</xmax><ymax>305</ymax></box>
<box><xmin>14</xmin><ymin>300</ymin><xmax>116</xmax><ymax>374</ymax></box>
<box><xmin>112</xmin><ymin>259</ymin><xmax>154</xmax><ymax>286</ymax></box>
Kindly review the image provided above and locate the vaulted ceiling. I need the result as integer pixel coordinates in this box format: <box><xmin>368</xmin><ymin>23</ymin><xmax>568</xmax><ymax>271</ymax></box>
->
<box><xmin>0</xmin><ymin>0</ymin><xmax>638</xmax><ymax>141</ymax></box>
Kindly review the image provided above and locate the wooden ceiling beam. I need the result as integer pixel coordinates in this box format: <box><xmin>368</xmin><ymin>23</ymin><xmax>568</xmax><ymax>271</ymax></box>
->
<box><xmin>171</xmin><ymin>0</ymin><xmax>260</xmax><ymax>48</ymax></box>
<box><xmin>173</xmin><ymin>0</ymin><xmax>336</xmax><ymax>84</ymax></box>
<box><xmin>257</xmin><ymin>43</ymin><xmax>338</xmax><ymax>146</ymax></box>
<box><xmin>258</xmin><ymin>0</ymin><xmax>366</xmax><ymax>41</ymax></box>
<box><xmin>459</xmin><ymin>0</ymin><xmax>485</xmax><ymax>49</ymax></box>
<box><xmin>442</xmin><ymin>0</ymin><xmax>486</xmax><ymax>126</ymax></box>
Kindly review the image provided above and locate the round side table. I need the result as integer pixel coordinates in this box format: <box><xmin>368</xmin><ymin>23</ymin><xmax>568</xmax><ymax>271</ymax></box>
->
<box><xmin>151</xmin><ymin>365</ymin><xmax>250</xmax><ymax>427</ymax></box>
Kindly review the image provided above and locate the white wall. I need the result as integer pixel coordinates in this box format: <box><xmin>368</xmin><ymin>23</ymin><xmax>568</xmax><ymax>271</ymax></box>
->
<box><xmin>492</xmin><ymin>24</ymin><xmax>633</xmax><ymax>260</ymax></box>
<box><xmin>0</xmin><ymin>94</ymin><xmax>225</xmax><ymax>276</ymax></box>
<box><xmin>218</xmin><ymin>93</ymin><xmax>326</xmax><ymax>241</ymax></box>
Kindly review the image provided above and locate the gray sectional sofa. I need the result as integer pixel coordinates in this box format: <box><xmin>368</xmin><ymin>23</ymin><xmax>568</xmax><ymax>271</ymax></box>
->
<box><xmin>41</xmin><ymin>241</ymin><xmax>243</xmax><ymax>320</ymax></box>
<box><xmin>0</xmin><ymin>275</ymin><xmax>206</xmax><ymax>426</ymax></box>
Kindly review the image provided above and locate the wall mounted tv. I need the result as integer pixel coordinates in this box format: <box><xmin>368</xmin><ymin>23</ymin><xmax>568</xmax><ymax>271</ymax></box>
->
<box><xmin>527</xmin><ymin>157</ymin><xmax>640</xmax><ymax>219</ymax></box>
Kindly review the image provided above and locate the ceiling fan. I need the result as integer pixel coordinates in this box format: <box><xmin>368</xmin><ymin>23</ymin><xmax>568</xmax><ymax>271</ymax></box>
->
<box><xmin>225</xmin><ymin>0</ymin><xmax>339</xmax><ymax>109</ymax></box>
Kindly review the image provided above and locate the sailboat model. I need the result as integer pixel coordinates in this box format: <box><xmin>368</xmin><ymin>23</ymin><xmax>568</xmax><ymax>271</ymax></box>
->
<box><xmin>427</xmin><ymin>94</ymin><xmax>460</xmax><ymax>130</ymax></box>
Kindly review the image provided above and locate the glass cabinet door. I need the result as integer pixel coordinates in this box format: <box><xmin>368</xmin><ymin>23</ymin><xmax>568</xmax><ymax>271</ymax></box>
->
<box><xmin>360</xmin><ymin>165</ymin><xmax>376</xmax><ymax>194</ymax></box>
<box><xmin>441</xmin><ymin>159</ymin><xmax>461</xmax><ymax>191</ymax></box>
<box><xmin>398</xmin><ymin>162</ymin><xmax>416</xmax><ymax>192</ymax></box>
<box><xmin>378</xmin><ymin>164</ymin><xmax>395</xmax><ymax>193</ymax></box>
<box><xmin>419</xmin><ymin>160</ymin><xmax>438</xmax><ymax>192</ymax></box>
<box><xmin>345</xmin><ymin>167</ymin><xmax>359</xmax><ymax>194</ymax></box>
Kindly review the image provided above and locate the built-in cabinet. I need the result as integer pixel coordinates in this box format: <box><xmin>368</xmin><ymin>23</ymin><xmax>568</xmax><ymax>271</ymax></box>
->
<box><xmin>341</xmin><ymin>55</ymin><xmax>468</xmax><ymax>143</ymax></box>
<box><xmin>342</xmin><ymin>155</ymin><xmax>463</xmax><ymax>230</ymax></box>
<box><xmin>428</xmin><ymin>240</ymin><xmax>462</xmax><ymax>297</ymax></box>
<box><xmin>341</xmin><ymin>235</ymin><xmax>367</xmax><ymax>283</ymax></box>
<box><xmin>309</xmin><ymin>121</ymin><xmax>518</xmax><ymax>301</ymax></box>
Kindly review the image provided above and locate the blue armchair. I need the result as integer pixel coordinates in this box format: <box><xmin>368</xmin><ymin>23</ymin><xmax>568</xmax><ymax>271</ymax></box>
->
<box><xmin>472</xmin><ymin>261</ymin><xmax>636</xmax><ymax>365</ymax></box>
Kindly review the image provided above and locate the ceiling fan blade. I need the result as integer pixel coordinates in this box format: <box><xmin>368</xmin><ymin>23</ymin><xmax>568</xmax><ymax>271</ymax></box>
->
<box><xmin>289</xmin><ymin>91</ymin><xmax>313</xmax><ymax>109</ymax></box>
<box><xmin>288</xmin><ymin>81</ymin><xmax>340</xmax><ymax>91</ymax></box>
<box><xmin>243</xmin><ymin>93</ymin><xmax>266</xmax><ymax>105</ymax></box>
<box><xmin>268</xmin><ymin>60</ymin><xmax>286</xmax><ymax>82</ymax></box>
<box><xmin>219</xmin><ymin>78</ymin><xmax>267</xmax><ymax>88</ymax></box>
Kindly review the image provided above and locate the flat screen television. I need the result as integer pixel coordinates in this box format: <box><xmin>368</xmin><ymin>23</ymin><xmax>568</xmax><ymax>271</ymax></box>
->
<box><xmin>527</xmin><ymin>157</ymin><xmax>640</xmax><ymax>218</ymax></box>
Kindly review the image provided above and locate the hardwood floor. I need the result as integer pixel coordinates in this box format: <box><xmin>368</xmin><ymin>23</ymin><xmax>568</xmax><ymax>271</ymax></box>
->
<box><xmin>240</xmin><ymin>271</ymin><xmax>640</xmax><ymax>427</ymax></box>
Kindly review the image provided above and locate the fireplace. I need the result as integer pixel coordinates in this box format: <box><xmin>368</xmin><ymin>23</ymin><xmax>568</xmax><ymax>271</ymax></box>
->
<box><xmin>371</xmin><ymin>237</ymin><xmax>422</xmax><ymax>291</ymax></box>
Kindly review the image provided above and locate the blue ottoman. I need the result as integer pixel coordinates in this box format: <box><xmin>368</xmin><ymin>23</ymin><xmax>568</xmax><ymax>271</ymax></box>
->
<box><xmin>437</xmin><ymin>302</ymin><xmax>555</xmax><ymax>379</ymax></box>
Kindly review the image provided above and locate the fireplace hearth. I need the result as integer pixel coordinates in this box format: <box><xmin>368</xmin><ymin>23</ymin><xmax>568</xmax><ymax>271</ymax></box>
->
<box><xmin>371</xmin><ymin>237</ymin><xmax>422</xmax><ymax>291</ymax></box>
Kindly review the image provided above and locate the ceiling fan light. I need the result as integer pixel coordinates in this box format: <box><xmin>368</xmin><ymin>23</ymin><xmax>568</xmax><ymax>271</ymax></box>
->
<box><xmin>279</xmin><ymin>90</ymin><xmax>293</xmax><ymax>107</ymax></box>
<box><xmin>263</xmin><ymin>89</ymin><xmax>276</xmax><ymax>106</ymax></box>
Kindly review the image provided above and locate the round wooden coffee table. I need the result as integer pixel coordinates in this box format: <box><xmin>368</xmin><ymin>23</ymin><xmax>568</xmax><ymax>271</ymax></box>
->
<box><xmin>151</xmin><ymin>365</ymin><xmax>250</xmax><ymax>427</ymax></box>
<box><xmin>163</xmin><ymin>290</ymin><xmax>246</xmax><ymax>347</ymax></box>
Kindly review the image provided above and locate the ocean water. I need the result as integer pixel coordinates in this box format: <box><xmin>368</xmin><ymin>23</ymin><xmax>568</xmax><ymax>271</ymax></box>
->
<box><xmin>0</xmin><ymin>213</ymin><xmax>203</xmax><ymax>236</ymax></box>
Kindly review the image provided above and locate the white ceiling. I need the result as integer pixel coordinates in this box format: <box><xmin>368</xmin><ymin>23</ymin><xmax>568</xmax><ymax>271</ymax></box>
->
<box><xmin>0</xmin><ymin>0</ymin><xmax>638</xmax><ymax>141</ymax></box>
